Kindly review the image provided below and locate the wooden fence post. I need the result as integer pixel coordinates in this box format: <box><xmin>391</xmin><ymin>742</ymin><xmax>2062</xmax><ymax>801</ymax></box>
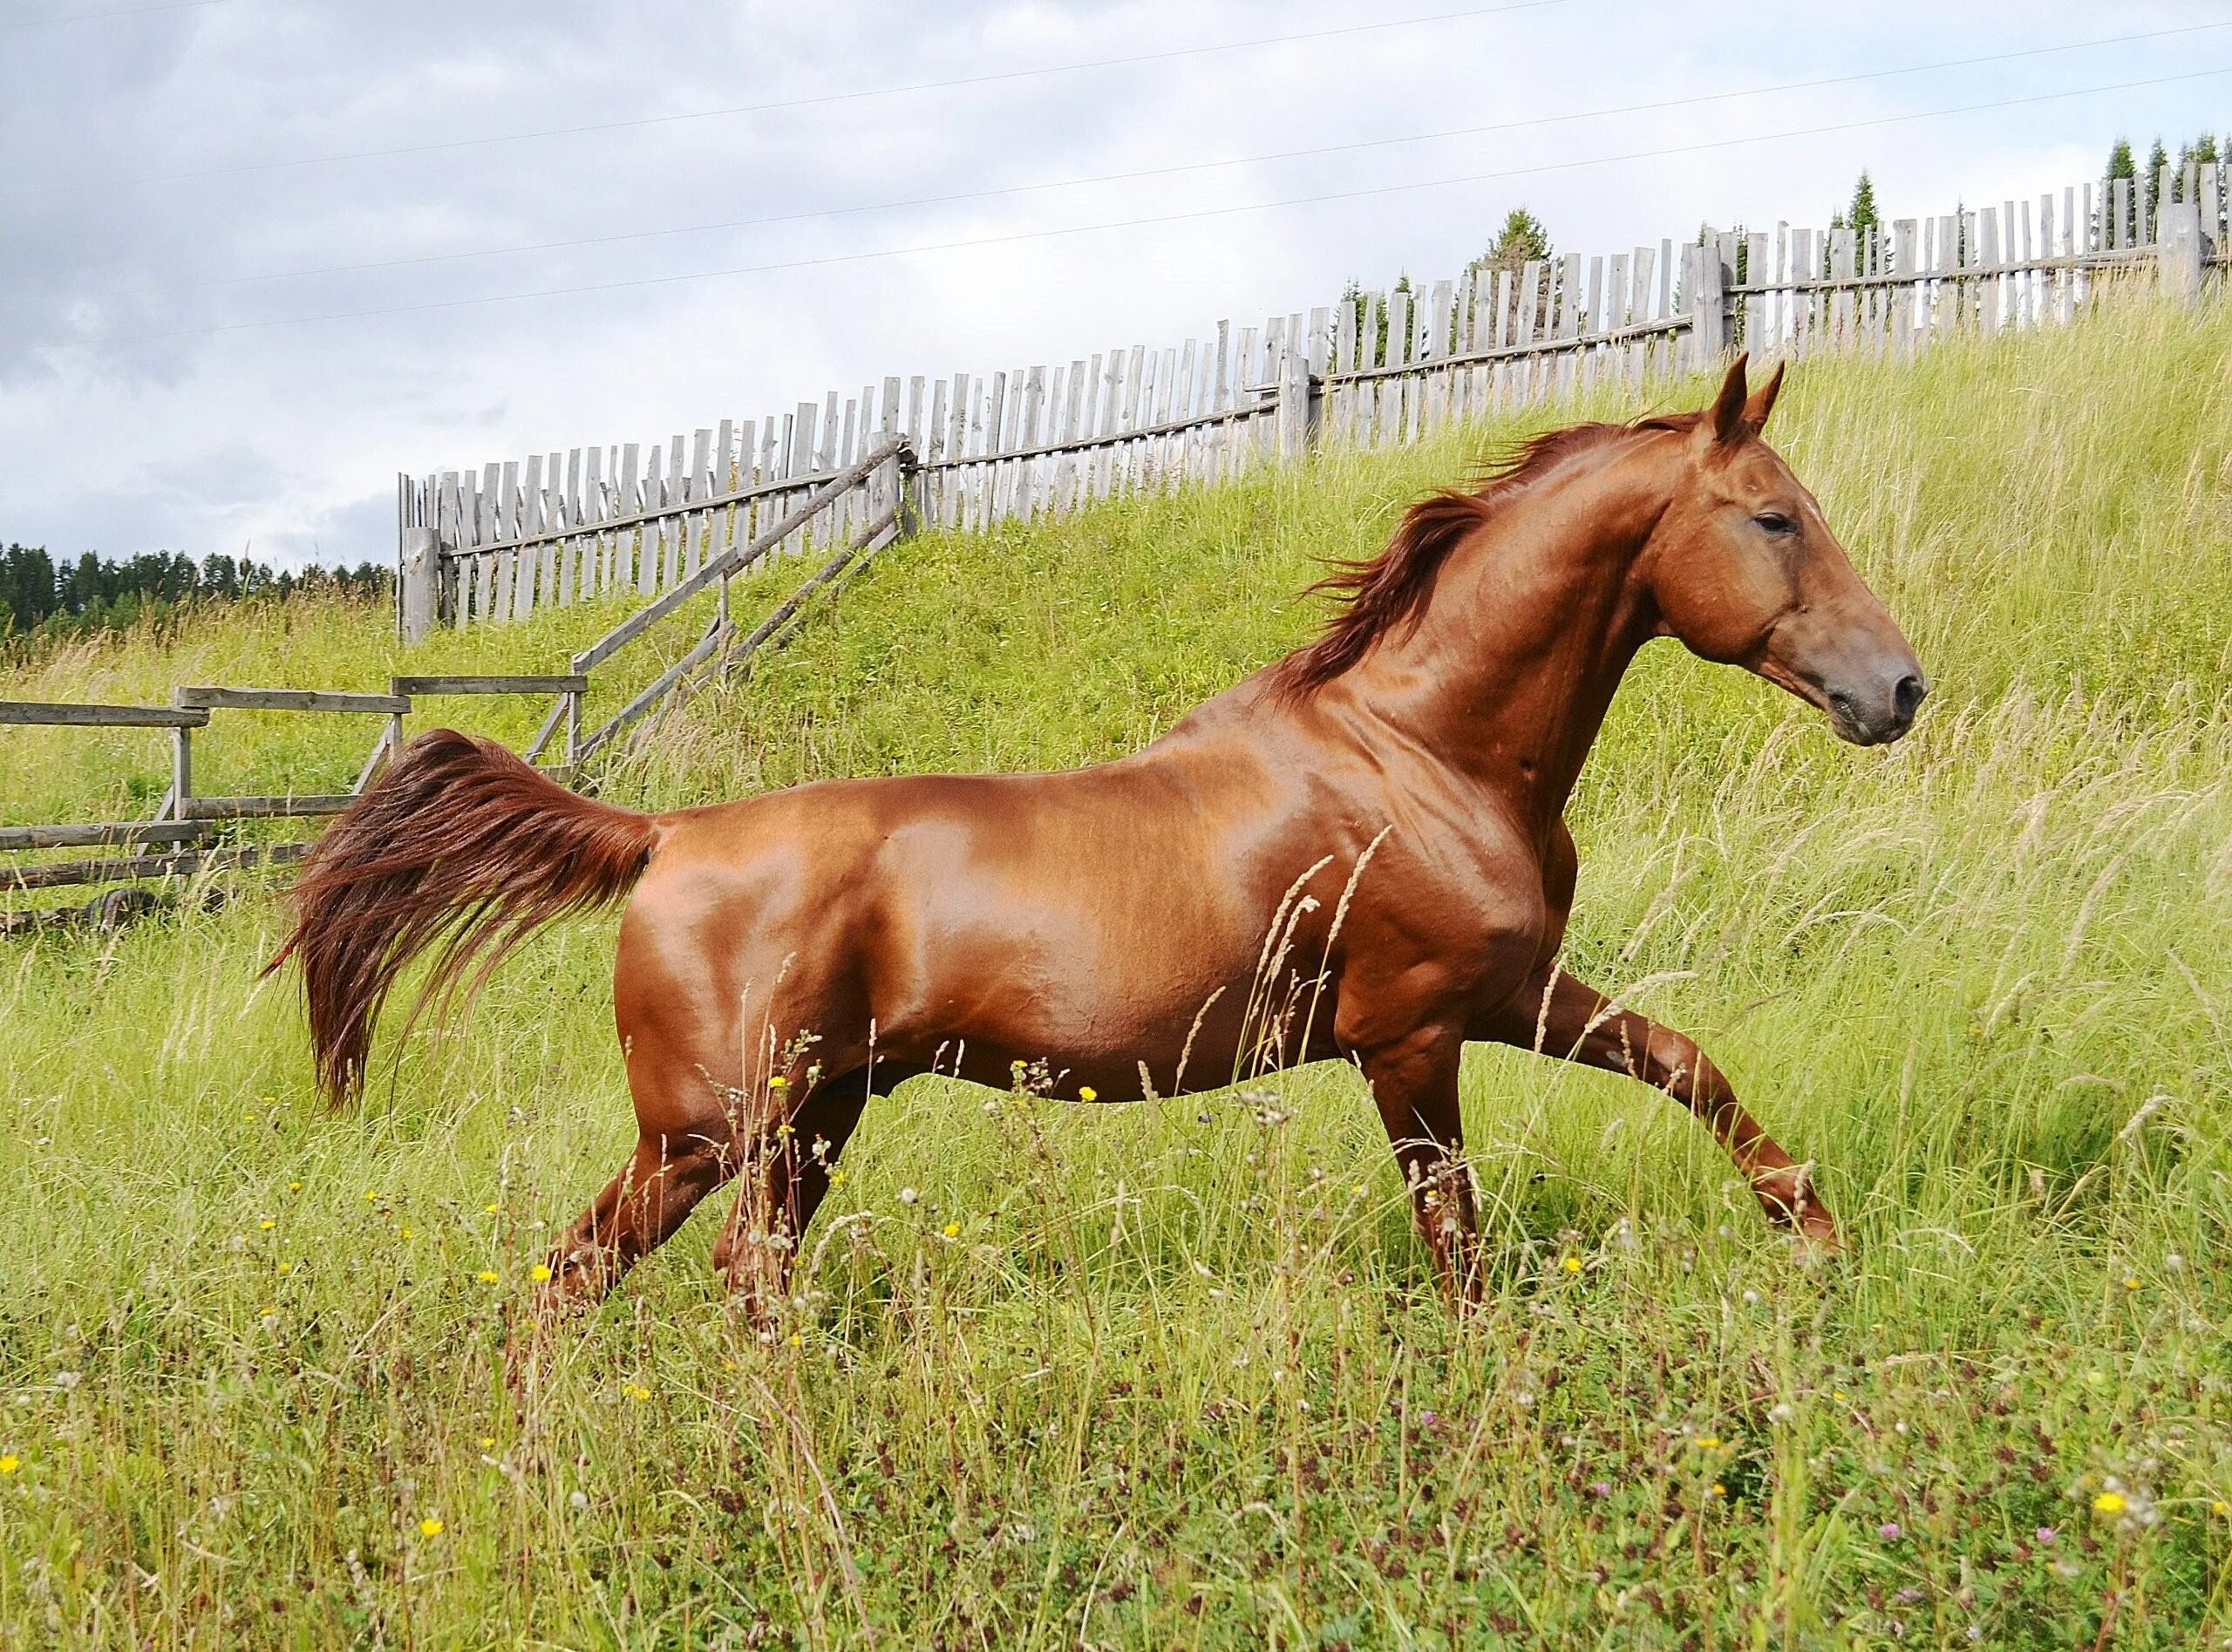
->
<box><xmin>168</xmin><ymin>690</ymin><xmax>193</xmax><ymax>818</ymax></box>
<box><xmin>398</xmin><ymin>526</ymin><xmax>439</xmax><ymax>645</ymax></box>
<box><xmin>1275</xmin><ymin>340</ymin><xmax>1317</xmax><ymax>461</ymax></box>
<box><xmin>2157</xmin><ymin>201</ymin><xmax>2204</xmax><ymax>306</ymax></box>
<box><xmin>1684</xmin><ymin>241</ymin><xmax>1728</xmax><ymax>370</ymax></box>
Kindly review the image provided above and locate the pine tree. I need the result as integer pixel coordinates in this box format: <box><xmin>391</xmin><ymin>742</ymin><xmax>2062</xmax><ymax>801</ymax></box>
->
<box><xmin>1847</xmin><ymin>172</ymin><xmax>1881</xmax><ymax>238</ymax></box>
<box><xmin>2145</xmin><ymin>138</ymin><xmax>2169</xmax><ymax>221</ymax></box>
<box><xmin>1482</xmin><ymin>207</ymin><xmax>1551</xmax><ymax>275</ymax></box>
<box><xmin>2174</xmin><ymin>134</ymin><xmax>2222</xmax><ymax>202</ymax></box>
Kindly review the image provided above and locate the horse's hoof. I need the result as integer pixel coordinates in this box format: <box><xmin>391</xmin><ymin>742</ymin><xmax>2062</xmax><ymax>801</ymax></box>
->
<box><xmin>1789</xmin><ymin>1225</ymin><xmax>1843</xmax><ymax>1269</ymax></box>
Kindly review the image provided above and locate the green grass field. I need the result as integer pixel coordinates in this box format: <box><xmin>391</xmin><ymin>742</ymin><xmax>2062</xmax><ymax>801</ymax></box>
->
<box><xmin>3</xmin><ymin>296</ymin><xmax>2229</xmax><ymax>1647</ymax></box>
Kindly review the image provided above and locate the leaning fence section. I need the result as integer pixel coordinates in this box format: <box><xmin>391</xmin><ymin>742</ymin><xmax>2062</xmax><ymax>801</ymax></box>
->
<box><xmin>5</xmin><ymin>448</ymin><xmax>915</xmax><ymax>930</ymax></box>
<box><xmin>2</xmin><ymin>680</ymin><xmax>567</xmax><ymax>931</ymax></box>
<box><xmin>396</xmin><ymin>405</ymin><xmax>902</xmax><ymax>641</ymax></box>
<box><xmin>403</xmin><ymin>159</ymin><xmax>2229</xmax><ymax>638</ymax></box>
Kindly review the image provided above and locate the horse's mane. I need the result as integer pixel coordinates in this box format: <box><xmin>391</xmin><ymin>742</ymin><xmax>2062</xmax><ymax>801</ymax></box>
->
<box><xmin>1272</xmin><ymin>412</ymin><xmax>1697</xmax><ymax>697</ymax></box>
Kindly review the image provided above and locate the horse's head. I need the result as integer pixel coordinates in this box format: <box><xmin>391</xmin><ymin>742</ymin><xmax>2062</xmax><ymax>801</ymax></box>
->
<box><xmin>1640</xmin><ymin>355</ymin><xmax>1926</xmax><ymax>746</ymax></box>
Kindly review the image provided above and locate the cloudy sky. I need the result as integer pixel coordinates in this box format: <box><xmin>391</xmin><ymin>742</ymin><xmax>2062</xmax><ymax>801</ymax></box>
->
<box><xmin>3</xmin><ymin>0</ymin><xmax>2227</xmax><ymax>569</ymax></box>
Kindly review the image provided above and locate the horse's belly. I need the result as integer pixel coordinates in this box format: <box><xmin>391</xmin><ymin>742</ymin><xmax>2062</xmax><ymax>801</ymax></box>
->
<box><xmin>859</xmin><ymin>811</ymin><xmax>1319</xmax><ymax>1092</ymax></box>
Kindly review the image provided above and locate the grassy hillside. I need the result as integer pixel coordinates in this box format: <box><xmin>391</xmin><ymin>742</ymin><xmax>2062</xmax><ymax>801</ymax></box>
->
<box><xmin>3</xmin><ymin>296</ymin><xmax>2229</xmax><ymax>1646</ymax></box>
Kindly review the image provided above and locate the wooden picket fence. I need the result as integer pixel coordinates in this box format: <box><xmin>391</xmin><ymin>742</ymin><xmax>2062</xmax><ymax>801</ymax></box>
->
<box><xmin>400</xmin><ymin>158</ymin><xmax>2227</xmax><ymax>642</ymax></box>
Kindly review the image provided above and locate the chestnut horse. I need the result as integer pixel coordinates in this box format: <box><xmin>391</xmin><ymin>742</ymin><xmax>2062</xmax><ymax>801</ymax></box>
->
<box><xmin>274</xmin><ymin>356</ymin><xmax>1924</xmax><ymax>1309</ymax></box>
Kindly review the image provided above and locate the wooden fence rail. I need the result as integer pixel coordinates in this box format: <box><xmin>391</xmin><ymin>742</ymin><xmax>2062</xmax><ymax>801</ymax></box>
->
<box><xmin>2</xmin><ymin>678</ymin><xmax>564</xmax><ymax>909</ymax></box>
<box><xmin>400</xmin><ymin>161</ymin><xmax>2227</xmax><ymax>642</ymax></box>
<box><xmin>6</xmin><ymin>449</ymin><xmax>910</xmax><ymax>921</ymax></box>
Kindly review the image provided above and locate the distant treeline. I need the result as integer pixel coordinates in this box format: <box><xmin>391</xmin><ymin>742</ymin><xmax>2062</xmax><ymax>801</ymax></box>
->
<box><xmin>0</xmin><ymin>543</ymin><xmax>391</xmax><ymax>647</ymax></box>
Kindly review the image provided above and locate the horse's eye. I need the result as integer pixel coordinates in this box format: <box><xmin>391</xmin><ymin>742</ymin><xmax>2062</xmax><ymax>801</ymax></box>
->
<box><xmin>1752</xmin><ymin>512</ymin><xmax>1797</xmax><ymax>536</ymax></box>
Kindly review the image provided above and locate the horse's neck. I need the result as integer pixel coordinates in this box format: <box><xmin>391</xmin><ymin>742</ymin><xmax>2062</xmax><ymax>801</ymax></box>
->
<box><xmin>1345</xmin><ymin>455</ymin><xmax>1665</xmax><ymax>835</ymax></box>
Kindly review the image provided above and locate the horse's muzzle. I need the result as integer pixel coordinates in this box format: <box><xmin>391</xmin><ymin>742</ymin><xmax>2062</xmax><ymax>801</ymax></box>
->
<box><xmin>1828</xmin><ymin>666</ymin><xmax>1929</xmax><ymax>746</ymax></box>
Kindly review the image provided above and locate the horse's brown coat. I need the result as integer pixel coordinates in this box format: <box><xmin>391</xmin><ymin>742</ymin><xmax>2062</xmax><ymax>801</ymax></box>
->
<box><xmin>275</xmin><ymin>357</ymin><xmax>1924</xmax><ymax>1309</ymax></box>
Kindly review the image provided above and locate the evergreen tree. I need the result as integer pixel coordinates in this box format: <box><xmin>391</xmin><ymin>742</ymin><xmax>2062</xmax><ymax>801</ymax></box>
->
<box><xmin>2173</xmin><ymin>134</ymin><xmax>2222</xmax><ymax>202</ymax></box>
<box><xmin>2102</xmin><ymin>142</ymin><xmax>2137</xmax><ymax>242</ymax></box>
<box><xmin>1337</xmin><ymin>272</ymin><xmax>1418</xmax><ymax>364</ymax></box>
<box><xmin>0</xmin><ymin>538</ymin><xmax>387</xmax><ymax>645</ymax></box>
<box><xmin>1460</xmin><ymin>209</ymin><xmax>1555</xmax><ymax>343</ymax></box>
<box><xmin>1847</xmin><ymin>172</ymin><xmax>1881</xmax><ymax>238</ymax></box>
<box><xmin>1482</xmin><ymin>207</ymin><xmax>1552</xmax><ymax>275</ymax></box>
<box><xmin>2145</xmin><ymin>138</ymin><xmax>2169</xmax><ymax>221</ymax></box>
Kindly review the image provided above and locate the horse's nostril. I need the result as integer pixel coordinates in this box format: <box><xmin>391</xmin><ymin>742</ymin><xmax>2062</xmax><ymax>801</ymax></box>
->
<box><xmin>1892</xmin><ymin>673</ymin><xmax>1928</xmax><ymax>724</ymax></box>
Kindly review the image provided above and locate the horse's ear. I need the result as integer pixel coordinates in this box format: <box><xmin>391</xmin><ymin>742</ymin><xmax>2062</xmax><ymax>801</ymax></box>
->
<box><xmin>1710</xmin><ymin>352</ymin><xmax>1750</xmax><ymax>445</ymax></box>
<box><xmin>1743</xmin><ymin>359</ymin><xmax>1786</xmax><ymax>433</ymax></box>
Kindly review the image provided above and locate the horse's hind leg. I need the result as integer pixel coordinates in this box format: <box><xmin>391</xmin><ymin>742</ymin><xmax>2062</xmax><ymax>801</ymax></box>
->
<box><xmin>537</xmin><ymin>1128</ymin><xmax>735</xmax><ymax>1313</ymax></box>
<box><xmin>1480</xmin><ymin>969</ymin><xmax>1838</xmax><ymax>1254</ymax></box>
<box><xmin>505</xmin><ymin>1124</ymin><xmax>733</xmax><ymax>1388</ymax></box>
<box><xmin>530</xmin><ymin>996</ymin><xmax>750</xmax><ymax>1315</ymax></box>
<box><xmin>711</xmin><ymin>1065</ymin><xmax>888</xmax><ymax>1321</ymax></box>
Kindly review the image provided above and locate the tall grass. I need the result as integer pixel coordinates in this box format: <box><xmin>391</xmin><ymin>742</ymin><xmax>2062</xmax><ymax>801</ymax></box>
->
<box><xmin>1</xmin><ymin>296</ymin><xmax>2228</xmax><ymax>1646</ymax></box>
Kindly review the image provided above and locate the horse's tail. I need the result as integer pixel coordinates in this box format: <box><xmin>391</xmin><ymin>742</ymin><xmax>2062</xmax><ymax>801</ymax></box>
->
<box><xmin>264</xmin><ymin>729</ymin><xmax>660</xmax><ymax>1107</ymax></box>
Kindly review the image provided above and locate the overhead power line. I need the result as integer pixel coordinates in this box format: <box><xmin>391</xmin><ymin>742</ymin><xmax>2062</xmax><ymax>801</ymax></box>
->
<box><xmin>17</xmin><ymin>0</ymin><xmax>1562</xmax><ymax>196</ymax></box>
<box><xmin>63</xmin><ymin>62</ymin><xmax>2232</xmax><ymax>350</ymax></box>
<box><xmin>6</xmin><ymin>0</ymin><xmax>221</xmax><ymax>27</ymax></box>
<box><xmin>35</xmin><ymin>19</ymin><xmax>2229</xmax><ymax>312</ymax></box>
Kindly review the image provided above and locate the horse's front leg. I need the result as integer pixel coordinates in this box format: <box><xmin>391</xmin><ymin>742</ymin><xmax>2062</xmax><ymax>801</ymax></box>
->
<box><xmin>1358</xmin><ymin>1024</ymin><xmax>1482</xmax><ymax>1305</ymax></box>
<box><xmin>1478</xmin><ymin>969</ymin><xmax>1838</xmax><ymax>1255</ymax></box>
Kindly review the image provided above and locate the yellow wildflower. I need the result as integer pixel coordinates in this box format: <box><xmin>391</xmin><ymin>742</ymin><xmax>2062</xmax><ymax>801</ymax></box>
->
<box><xmin>477</xmin><ymin>1269</ymin><xmax>500</xmax><ymax>1284</ymax></box>
<box><xmin>484</xmin><ymin>1203</ymin><xmax>499</xmax><ymax>1214</ymax></box>
<box><xmin>2092</xmin><ymin>1492</ymin><xmax>2127</xmax><ymax>1515</ymax></box>
<box><xmin>398</xmin><ymin>1226</ymin><xmax>414</xmax><ymax>1240</ymax></box>
<box><xmin>623</xmin><ymin>1383</ymin><xmax>650</xmax><ymax>1402</ymax></box>
<box><xmin>419</xmin><ymin>1517</ymin><xmax>444</xmax><ymax>1538</ymax></box>
<box><xmin>1710</xmin><ymin>1483</ymin><xmax>1726</xmax><ymax>1498</ymax></box>
<box><xmin>942</xmin><ymin>1220</ymin><xmax>961</xmax><ymax>1238</ymax></box>
<box><xmin>0</xmin><ymin>1455</ymin><xmax>18</xmax><ymax>1475</ymax></box>
<box><xmin>363</xmin><ymin>1190</ymin><xmax>378</xmax><ymax>1203</ymax></box>
<box><xmin>480</xmin><ymin>1436</ymin><xmax>496</xmax><ymax>1450</ymax></box>
<box><xmin>787</xmin><ymin>1332</ymin><xmax>803</xmax><ymax>1348</ymax></box>
<box><xmin>289</xmin><ymin>1180</ymin><xmax>303</xmax><ymax>1193</ymax></box>
<box><xmin>827</xmin><ymin>1169</ymin><xmax>847</xmax><ymax>1187</ymax></box>
<box><xmin>1079</xmin><ymin>1085</ymin><xmax>1098</xmax><ymax>1102</ymax></box>
<box><xmin>1697</xmin><ymin>1436</ymin><xmax>1723</xmax><ymax>1450</ymax></box>
<box><xmin>769</xmin><ymin>1075</ymin><xmax>788</xmax><ymax>1090</ymax></box>
<box><xmin>276</xmin><ymin>1261</ymin><xmax>293</xmax><ymax>1274</ymax></box>
<box><xmin>259</xmin><ymin>1219</ymin><xmax>276</xmax><ymax>1231</ymax></box>
<box><xmin>2123</xmin><ymin>1276</ymin><xmax>2141</xmax><ymax>1290</ymax></box>
<box><xmin>531</xmin><ymin>1264</ymin><xmax>553</xmax><ymax>1283</ymax></box>
<box><xmin>1561</xmin><ymin>1256</ymin><xmax>1582</xmax><ymax>1274</ymax></box>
